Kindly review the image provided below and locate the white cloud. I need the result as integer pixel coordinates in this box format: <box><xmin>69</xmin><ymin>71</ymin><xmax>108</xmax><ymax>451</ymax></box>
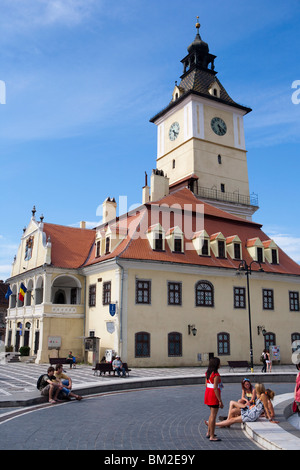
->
<box><xmin>0</xmin><ymin>236</ymin><xmax>18</xmax><ymax>281</ymax></box>
<box><xmin>271</xmin><ymin>234</ymin><xmax>300</xmax><ymax>264</ymax></box>
<box><xmin>265</xmin><ymin>226</ymin><xmax>300</xmax><ymax>263</ymax></box>
<box><xmin>0</xmin><ymin>0</ymin><xmax>100</xmax><ymax>31</ymax></box>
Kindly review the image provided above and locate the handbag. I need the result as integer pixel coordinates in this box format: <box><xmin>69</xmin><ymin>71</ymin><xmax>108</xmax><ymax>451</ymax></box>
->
<box><xmin>292</xmin><ymin>401</ymin><xmax>298</xmax><ymax>413</ymax></box>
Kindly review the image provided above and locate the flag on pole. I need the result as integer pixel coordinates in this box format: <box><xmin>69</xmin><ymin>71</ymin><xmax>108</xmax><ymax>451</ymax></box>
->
<box><xmin>5</xmin><ymin>286</ymin><xmax>12</xmax><ymax>299</ymax></box>
<box><xmin>19</xmin><ymin>283</ymin><xmax>27</xmax><ymax>302</ymax></box>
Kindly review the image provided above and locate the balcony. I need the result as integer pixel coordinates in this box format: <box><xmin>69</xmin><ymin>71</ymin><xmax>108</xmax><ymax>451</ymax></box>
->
<box><xmin>195</xmin><ymin>186</ymin><xmax>259</xmax><ymax>208</ymax></box>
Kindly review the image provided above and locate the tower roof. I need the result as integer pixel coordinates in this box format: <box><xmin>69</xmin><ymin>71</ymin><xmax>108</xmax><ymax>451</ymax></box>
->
<box><xmin>150</xmin><ymin>18</ymin><xmax>251</xmax><ymax>123</ymax></box>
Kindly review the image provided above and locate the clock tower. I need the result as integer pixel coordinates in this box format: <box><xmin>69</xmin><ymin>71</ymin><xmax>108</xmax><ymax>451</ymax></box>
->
<box><xmin>150</xmin><ymin>18</ymin><xmax>258</xmax><ymax>220</ymax></box>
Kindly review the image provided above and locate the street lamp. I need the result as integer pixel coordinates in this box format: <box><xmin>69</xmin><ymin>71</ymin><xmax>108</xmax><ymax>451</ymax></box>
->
<box><xmin>188</xmin><ymin>324</ymin><xmax>197</xmax><ymax>336</ymax></box>
<box><xmin>237</xmin><ymin>260</ymin><xmax>264</xmax><ymax>372</ymax></box>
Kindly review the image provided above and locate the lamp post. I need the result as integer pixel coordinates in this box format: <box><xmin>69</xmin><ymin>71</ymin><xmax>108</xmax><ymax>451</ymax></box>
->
<box><xmin>237</xmin><ymin>260</ymin><xmax>264</xmax><ymax>373</ymax></box>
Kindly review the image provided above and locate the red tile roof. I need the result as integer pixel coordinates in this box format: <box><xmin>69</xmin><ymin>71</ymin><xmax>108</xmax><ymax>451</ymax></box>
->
<box><xmin>44</xmin><ymin>188</ymin><xmax>300</xmax><ymax>277</ymax></box>
<box><xmin>43</xmin><ymin>223</ymin><xmax>95</xmax><ymax>269</ymax></box>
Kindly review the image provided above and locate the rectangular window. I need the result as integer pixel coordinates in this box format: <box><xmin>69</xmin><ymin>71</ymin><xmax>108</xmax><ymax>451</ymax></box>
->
<box><xmin>289</xmin><ymin>291</ymin><xmax>299</xmax><ymax>311</ymax></box>
<box><xmin>234</xmin><ymin>287</ymin><xmax>246</xmax><ymax>309</ymax></box>
<box><xmin>136</xmin><ymin>280</ymin><xmax>151</xmax><ymax>304</ymax></box>
<box><xmin>263</xmin><ymin>289</ymin><xmax>274</xmax><ymax>310</ymax></box>
<box><xmin>96</xmin><ymin>240</ymin><xmax>100</xmax><ymax>257</ymax></box>
<box><xmin>89</xmin><ymin>284</ymin><xmax>96</xmax><ymax>307</ymax></box>
<box><xmin>174</xmin><ymin>237</ymin><xmax>182</xmax><ymax>253</ymax></box>
<box><xmin>168</xmin><ymin>332</ymin><xmax>182</xmax><ymax>357</ymax></box>
<box><xmin>135</xmin><ymin>332</ymin><xmax>150</xmax><ymax>357</ymax></box>
<box><xmin>105</xmin><ymin>237</ymin><xmax>110</xmax><ymax>254</ymax></box>
<box><xmin>103</xmin><ymin>281</ymin><xmax>111</xmax><ymax>305</ymax></box>
<box><xmin>234</xmin><ymin>243</ymin><xmax>241</xmax><ymax>260</ymax></box>
<box><xmin>257</xmin><ymin>247</ymin><xmax>263</xmax><ymax>263</ymax></box>
<box><xmin>70</xmin><ymin>288</ymin><xmax>77</xmax><ymax>305</ymax></box>
<box><xmin>218</xmin><ymin>240</ymin><xmax>225</xmax><ymax>258</ymax></box>
<box><xmin>168</xmin><ymin>282</ymin><xmax>182</xmax><ymax>306</ymax></box>
<box><xmin>202</xmin><ymin>239</ymin><xmax>209</xmax><ymax>256</ymax></box>
<box><xmin>155</xmin><ymin>233</ymin><xmax>163</xmax><ymax>250</ymax></box>
<box><xmin>271</xmin><ymin>249</ymin><xmax>278</xmax><ymax>264</ymax></box>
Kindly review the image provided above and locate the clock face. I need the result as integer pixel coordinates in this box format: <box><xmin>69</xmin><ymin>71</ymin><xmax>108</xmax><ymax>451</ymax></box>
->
<box><xmin>211</xmin><ymin>117</ymin><xmax>227</xmax><ymax>136</ymax></box>
<box><xmin>169</xmin><ymin>122</ymin><xmax>180</xmax><ymax>141</ymax></box>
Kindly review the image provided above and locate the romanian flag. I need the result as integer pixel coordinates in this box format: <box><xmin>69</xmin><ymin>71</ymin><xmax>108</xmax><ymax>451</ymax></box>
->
<box><xmin>19</xmin><ymin>283</ymin><xmax>27</xmax><ymax>302</ymax></box>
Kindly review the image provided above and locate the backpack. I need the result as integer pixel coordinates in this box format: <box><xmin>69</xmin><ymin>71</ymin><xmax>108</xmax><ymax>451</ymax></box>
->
<box><xmin>37</xmin><ymin>374</ymin><xmax>47</xmax><ymax>390</ymax></box>
<box><xmin>260</xmin><ymin>353</ymin><xmax>266</xmax><ymax>363</ymax></box>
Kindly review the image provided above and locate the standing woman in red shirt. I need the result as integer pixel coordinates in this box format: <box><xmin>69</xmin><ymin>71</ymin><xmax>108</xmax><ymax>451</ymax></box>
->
<box><xmin>204</xmin><ymin>357</ymin><xmax>223</xmax><ymax>441</ymax></box>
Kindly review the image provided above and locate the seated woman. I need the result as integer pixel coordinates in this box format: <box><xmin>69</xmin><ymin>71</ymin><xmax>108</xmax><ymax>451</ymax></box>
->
<box><xmin>207</xmin><ymin>383</ymin><xmax>278</xmax><ymax>429</ymax></box>
<box><xmin>240</xmin><ymin>378</ymin><xmax>256</xmax><ymax>406</ymax></box>
<box><xmin>219</xmin><ymin>378</ymin><xmax>256</xmax><ymax>422</ymax></box>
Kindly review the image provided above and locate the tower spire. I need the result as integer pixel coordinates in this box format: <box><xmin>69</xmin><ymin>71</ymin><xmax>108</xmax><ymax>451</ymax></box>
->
<box><xmin>195</xmin><ymin>16</ymin><xmax>200</xmax><ymax>36</ymax></box>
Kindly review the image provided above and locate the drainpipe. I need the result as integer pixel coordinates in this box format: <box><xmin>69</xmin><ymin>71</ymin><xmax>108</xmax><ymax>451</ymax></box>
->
<box><xmin>83</xmin><ymin>276</ymin><xmax>86</xmax><ymax>363</ymax></box>
<box><xmin>115</xmin><ymin>257</ymin><xmax>124</xmax><ymax>356</ymax></box>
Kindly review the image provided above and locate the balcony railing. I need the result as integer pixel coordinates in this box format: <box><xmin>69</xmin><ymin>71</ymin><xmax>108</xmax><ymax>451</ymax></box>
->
<box><xmin>195</xmin><ymin>186</ymin><xmax>259</xmax><ymax>207</ymax></box>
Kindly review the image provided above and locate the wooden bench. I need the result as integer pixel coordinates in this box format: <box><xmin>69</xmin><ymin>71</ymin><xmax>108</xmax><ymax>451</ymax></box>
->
<box><xmin>228</xmin><ymin>360</ymin><xmax>250</xmax><ymax>372</ymax></box>
<box><xmin>49</xmin><ymin>358</ymin><xmax>76</xmax><ymax>368</ymax></box>
<box><xmin>93</xmin><ymin>362</ymin><xmax>131</xmax><ymax>377</ymax></box>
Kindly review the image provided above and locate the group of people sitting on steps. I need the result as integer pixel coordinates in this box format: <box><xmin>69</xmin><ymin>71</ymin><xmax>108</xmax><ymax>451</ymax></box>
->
<box><xmin>204</xmin><ymin>357</ymin><xmax>279</xmax><ymax>442</ymax></box>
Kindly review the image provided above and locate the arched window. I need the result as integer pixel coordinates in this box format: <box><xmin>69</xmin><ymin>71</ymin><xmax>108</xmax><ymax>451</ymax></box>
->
<box><xmin>168</xmin><ymin>332</ymin><xmax>182</xmax><ymax>357</ymax></box>
<box><xmin>195</xmin><ymin>281</ymin><xmax>214</xmax><ymax>307</ymax></box>
<box><xmin>291</xmin><ymin>333</ymin><xmax>300</xmax><ymax>352</ymax></box>
<box><xmin>135</xmin><ymin>332</ymin><xmax>150</xmax><ymax>358</ymax></box>
<box><xmin>218</xmin><ymin>332</ymin><xmax>230</xmax><ymax>355</ymax></box>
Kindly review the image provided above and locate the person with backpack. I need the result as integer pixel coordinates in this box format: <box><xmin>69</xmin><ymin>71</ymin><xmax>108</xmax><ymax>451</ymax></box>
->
<box><xmin>37</xmin><ymin>366</ymin><xmax>63</xmax><ymax>404</ymax></box>
<box><xmin>261</xmin><ymin>349</ymin><xmax>267</xmax><ymax>373</ymax></box>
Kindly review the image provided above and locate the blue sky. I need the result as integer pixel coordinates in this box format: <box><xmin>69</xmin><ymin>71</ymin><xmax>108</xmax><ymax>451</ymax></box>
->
<box><xmin>0</xmin><ymin>0</ymin><xmax>299</xmax><ymax>280</ymax></box>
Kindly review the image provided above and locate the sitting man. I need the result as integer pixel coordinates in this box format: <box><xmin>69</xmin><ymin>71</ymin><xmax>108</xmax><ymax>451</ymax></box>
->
<box><xmin>54</xmin><ymin>363</ymin><xmax>82</xmax><ymax>400</ymax></box>
<box><xmin>112</xmin><ymin>355</ymin><xmax>126</xmax><ymax>377</ymax></box>
<box><xmin>66</xmin><ymin>351</ymin><xmax>76</xmax><ymax>369</ymax></box>
<box><xmin>38</xmin><ymin>366</ymin><xmax>63</xmax><ymax>404</ymax></box>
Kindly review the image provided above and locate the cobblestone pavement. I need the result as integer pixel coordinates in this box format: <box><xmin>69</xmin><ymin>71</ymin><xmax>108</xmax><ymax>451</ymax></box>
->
<box><xmin>0</xmin><ymin>380</ymin><xmax>295</xmax><ymax>451</ymax></box>
<box><xmin>0</xmin><ymin>362</ymin><xmax>297</xmax><ymax>399</ymax></box>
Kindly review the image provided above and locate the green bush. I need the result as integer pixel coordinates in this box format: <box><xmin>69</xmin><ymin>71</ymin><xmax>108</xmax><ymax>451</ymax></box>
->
<box><xmin>19</xmin><ymin>346</ymin><xmax>30</xmax><ymax>356</ymax></box>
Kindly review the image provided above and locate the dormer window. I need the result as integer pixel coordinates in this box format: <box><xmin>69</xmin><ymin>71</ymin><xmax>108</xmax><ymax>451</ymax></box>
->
<box><xmin>246</xmin><ymin>238</ymin><xmax>265</xmax><ymax>263</ymax></box>
<box><xmin>208</xmin><ymin>81</ymin><xmax>221</xmax><ymax>98</ymax></box>
<box><xmin>192</xmin><ymin>230</ymin><xmax>210</xmax><ymax>256</ymax></box>
<box><xmin>166</xmin><ymin>227</ymin><xmax>184</xmax><ymax>253</ymax></box>
<box><xmin>146</xmin><ymin>223</ymin><xmax>165</xmax><ymax>251</ymax></box>
<box><xmin>262</xmin><ymin>240</ymin><xmax>279</xmax><ymax>265</ymax></box>
<box><xmin>226</xmin><ymin>235</ymin><xmax>242</xmax><ymax>260</ymax></box>
<box><xmin>210</xmin><ymin>232</ymin><xmax>227</xmax><ymax>259</ymax></box>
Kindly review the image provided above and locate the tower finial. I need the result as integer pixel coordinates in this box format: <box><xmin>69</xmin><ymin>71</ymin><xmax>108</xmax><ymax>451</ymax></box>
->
<box><xmin>196</xmin><ymin>16</ymin><xmax>200</xmax><ymax>32</ymax></box>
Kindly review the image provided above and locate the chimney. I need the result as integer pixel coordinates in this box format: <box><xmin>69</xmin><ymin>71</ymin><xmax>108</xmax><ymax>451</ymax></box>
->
<box><xmin>80</xmin><ymin>221</ymin><xmax>86</xmax><ymax>229</ymax></box>
<box><xmin>142</xmin><ymin>171</ymin><xmax>150</xmax><ymax>204</ymax></box>
<box><xmin>150</xmin><ymin>169</ymin><xmax>169</xmax><ymax>202</ymax></box>
<box><xmin>102</xmin><ymin>197</ymin><xmax>117</xmax><ymax>224</ymax></box>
